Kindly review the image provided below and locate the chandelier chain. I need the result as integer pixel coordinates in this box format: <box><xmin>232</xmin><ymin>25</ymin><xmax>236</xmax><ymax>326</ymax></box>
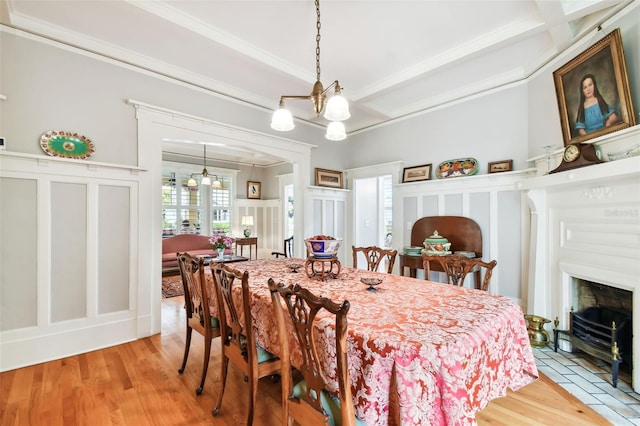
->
<box><xmin>315</xmin><ymin>0</ymin><xmax>321</xmax><ymax>82</ymax></box>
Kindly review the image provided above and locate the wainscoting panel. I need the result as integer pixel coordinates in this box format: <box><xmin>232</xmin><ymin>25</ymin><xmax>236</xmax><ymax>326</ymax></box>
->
<box><xmin>0</xmin><ymin>177</ymin><xmax>38</xmax><ymax>331</ymax></box>
<box><xmin>51</xmin><ymin>182</ymin><xmax>88</xmax><ymax>322</ymax></box>
<box><xmin>395</xmin><ymin>171</ymin><xmax>534</xmax><ymax>301</ymax></box>
<box><xmin>98</xmin><ymin>185</ymin><xmax>131</xmax><ymax>314</ymax></box>
<box><xmin>0</xmin><ymin>152</ymin><xmax>145</xmax><ymax>372</ymax></box>
<box><xmin>307</xmin><ymin>186</ymin><xmax>349</xmax><ymax>262</ymax></box>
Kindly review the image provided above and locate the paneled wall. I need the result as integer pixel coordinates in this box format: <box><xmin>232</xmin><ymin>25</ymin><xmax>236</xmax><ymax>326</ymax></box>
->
<box><xmin>393</xmin><ymin>170</ymin><xmax>535</xmax><ymax>304</ymax></box>
<box><xmin>0</xmin><ymin>152</ymin><xmax>145</xmax><ymax>371</ymax></box>
<box><xmin>305</xmin><ymin>186</ymin><xmax>349</xmax><ymax>262</ymax></box>
<box><xmin>236</xmin><ymin>199</ymin><xmax>280</xmax><ymax>259</ymax></box>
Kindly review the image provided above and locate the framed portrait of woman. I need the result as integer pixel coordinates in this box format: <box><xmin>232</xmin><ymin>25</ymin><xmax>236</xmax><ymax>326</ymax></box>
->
<box><xmin>553</xmin><ymin>28</ymin><xmax>636</xmax><ymax>146</ymax></box>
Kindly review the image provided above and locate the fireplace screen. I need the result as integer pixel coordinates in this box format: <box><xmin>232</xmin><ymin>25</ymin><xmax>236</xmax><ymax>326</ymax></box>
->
<box><xmin>554</xmin><ymin>306</ymin><xmax>632</xmax><ymax>388</ymax></box>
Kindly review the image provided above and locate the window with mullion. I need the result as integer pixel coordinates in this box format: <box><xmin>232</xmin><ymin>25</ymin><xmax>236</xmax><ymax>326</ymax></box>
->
<box><xmin>162</xmin><ymin>169</ymin><xmax>204</xmax><ymax>236</ymax></box>
<box><xmin>211</xmin><ymin>176</ymin><xmax>232</xmax><ymax>234</ymax></box>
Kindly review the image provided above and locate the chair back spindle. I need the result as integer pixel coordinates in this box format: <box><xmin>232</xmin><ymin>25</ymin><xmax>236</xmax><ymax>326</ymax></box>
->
<box><xmin>352</xmin><ymin>245</ymin><xmax>398</xmax><ymax>274</ymax></box>
<box><xmin>422</xmin><ymin>253</ymin><xmax>497</xmax><ymax>291</ymax></box>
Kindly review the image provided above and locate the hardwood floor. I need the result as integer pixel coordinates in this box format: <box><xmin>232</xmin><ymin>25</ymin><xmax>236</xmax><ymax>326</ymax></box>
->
<box><xmin>1</xmin><ymin>295</ymin><xmax>610</xmax><ymax>425</ymax></box>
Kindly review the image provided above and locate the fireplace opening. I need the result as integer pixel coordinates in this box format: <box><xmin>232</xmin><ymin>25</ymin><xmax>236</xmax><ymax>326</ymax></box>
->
<box><xmin>554</xmin><ymin>278</ymin><xmax>633</xmax><ymax>388</ymax></box>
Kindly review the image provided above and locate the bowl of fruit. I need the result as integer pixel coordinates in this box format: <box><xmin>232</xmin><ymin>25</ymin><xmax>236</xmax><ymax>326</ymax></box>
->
<box><xmin>305</xmin><ymin>235</ymin><xmax>342</xmax><ymax>258</ymax></box>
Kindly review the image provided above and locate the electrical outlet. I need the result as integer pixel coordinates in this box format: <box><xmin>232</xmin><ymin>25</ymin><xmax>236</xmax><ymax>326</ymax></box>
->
<box><xmin>407</xmin><ymin>221</ymin><xmax>412</xmax><ymax>230</ymax></box>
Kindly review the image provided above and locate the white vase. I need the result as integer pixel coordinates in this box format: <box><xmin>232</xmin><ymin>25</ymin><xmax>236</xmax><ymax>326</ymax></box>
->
<box><xmin>217</xmin><ymin>248</ymin><xmax>224</xmax><ymax>259</ymax></box>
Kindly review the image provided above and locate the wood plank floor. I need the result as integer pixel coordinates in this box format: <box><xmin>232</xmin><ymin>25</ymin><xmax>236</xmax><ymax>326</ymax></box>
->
<box><xmin>1</xmin><ymin>295</ymin><xmax>610</xmax><ymax>425</ymax></box>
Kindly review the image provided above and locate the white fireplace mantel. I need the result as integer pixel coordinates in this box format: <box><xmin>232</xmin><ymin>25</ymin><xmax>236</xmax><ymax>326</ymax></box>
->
<box><xmin>518</xmin><ymin>131</ymin><xmax>640</xmax><ymax>390</ymax></box>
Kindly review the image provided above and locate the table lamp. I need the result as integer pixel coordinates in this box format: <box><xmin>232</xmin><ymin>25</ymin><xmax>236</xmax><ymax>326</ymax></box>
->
<box><xmin>241</xmin><ymin>215</ymin><xmax>254</xmax><ymax>237</ymax></box>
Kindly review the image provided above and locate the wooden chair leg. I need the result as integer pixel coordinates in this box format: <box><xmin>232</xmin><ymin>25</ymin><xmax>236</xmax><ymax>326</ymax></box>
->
<box><xmin>212</xmin><ymin>357</ymin><xmax>229</xmax><ymax>415</ymax></box>
<box><xmin>247</xmin><ymin>372</ymin><xmax>258</xmax><ymax>425</ymax></box>
<box><xmin>178</xmin><ymin>326</ymin><xmax>192</xmax><ymax>374</ymax></box>
<box><xmin>196</xmin><ymin>336</ymin><xmax>211</xmax><ymax>395</ymax></box>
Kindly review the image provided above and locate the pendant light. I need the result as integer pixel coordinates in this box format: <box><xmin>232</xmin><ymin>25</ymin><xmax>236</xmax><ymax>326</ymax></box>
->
<box><xmin>270</xmin><ymin>0</ymin><xmax>349</xmax><ymax>140</ymax></box>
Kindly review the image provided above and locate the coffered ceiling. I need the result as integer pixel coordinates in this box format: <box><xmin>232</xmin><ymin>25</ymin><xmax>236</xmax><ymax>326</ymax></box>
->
<box><xmin>1</xmin><ymin>0</ymin><xmax>633</xmax><ymax>165</ymax></box>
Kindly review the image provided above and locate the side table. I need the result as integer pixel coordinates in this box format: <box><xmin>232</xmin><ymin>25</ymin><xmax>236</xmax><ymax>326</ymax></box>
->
<box><xmin>305</xmin><ymin>256</ymin><xmax>341</xmax><ymax>280</ymax></box>
<box><xmin>235</xmin><ymin>237</ymin><xmax>258</xmax><ymax>260</ymax></box>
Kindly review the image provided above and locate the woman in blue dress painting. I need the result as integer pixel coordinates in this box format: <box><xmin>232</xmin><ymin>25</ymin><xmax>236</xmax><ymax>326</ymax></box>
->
<box><xmin>575</xmin><ymin>74</ymin><xmax>618</xmax><ymax>135</ymax></box>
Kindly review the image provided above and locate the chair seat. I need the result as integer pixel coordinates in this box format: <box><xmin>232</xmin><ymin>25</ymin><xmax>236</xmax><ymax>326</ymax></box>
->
<box><xmin>256</xmin><ymin>344</ymin><xmax>277</xmax><ymax>363</ymax></box>
<box><xmin>292</xmin><ymin>380</ymin><xmax>366</xmax><ymax>426</ymax></box>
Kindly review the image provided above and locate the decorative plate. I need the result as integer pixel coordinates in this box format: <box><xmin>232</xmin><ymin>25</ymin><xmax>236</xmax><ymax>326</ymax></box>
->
<box><xmin>435</xmin><ymin>158</ymin><xmax>478</xmax><ymax>179</ymax></box>
<box><xmin>40</xmin><ymin>130</ymin><xmax>95</xmax><ymax>159</ymax></box>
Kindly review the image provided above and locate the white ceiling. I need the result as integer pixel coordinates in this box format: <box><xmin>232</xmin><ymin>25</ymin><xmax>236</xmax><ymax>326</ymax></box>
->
<box><xmin>1</xmin><ymin>0</ymin><xmax>633</xmax><ymax>165</ymax></box>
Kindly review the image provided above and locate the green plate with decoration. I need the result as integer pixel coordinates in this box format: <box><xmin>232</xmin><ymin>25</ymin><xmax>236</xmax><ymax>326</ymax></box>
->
<box><xmin>40</xmin><ymin>130</ymin><xmax>95</xmax><ymax>159</ymax></box>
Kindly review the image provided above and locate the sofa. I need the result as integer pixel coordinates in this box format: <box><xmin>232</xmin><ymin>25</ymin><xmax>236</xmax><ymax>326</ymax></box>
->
<box><xmin>162</xmin><ymin>234</ymin><xmax>214</xmax><ymax>271</ymax></box>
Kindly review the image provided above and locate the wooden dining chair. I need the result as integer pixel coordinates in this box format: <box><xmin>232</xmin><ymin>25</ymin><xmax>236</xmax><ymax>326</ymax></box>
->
<box><xmin>268</xmin><ymin>279</ymin><xmax>365</xmax><ymax>426</ymax></box>
<box><xmin>176</xmin><ymin>252</ymin><xmax>221</xmax><ymax>395</ymax></box>
<box><xmin>422</xmin><ymin>253</ymin><xmax>497</xmax><ymax>291</ymax></box>
<box><xmin>272</xmin><ymin>236</ymin><xmax>294</xmax><ymax>258</ymax></box>
<box><xmin>352</xmin><ymin>245</ymin><xmax>398</xmax><ymax>274</ymax></box>
<box><xmin>210</xmin><ymin>263</ymin><xmax>281</xmax><ymax>425</ymax></box>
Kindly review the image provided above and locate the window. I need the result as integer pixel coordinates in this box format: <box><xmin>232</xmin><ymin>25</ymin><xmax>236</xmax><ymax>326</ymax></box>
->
<box><xmin>211</xmin><ymin>176</ymin><xmax>232</xmax><ymax>234</ymax></box>
<box><xmin>162</xmin><ymin>163</ymin><xmax>233</xmax><ymax>237</ymax></box>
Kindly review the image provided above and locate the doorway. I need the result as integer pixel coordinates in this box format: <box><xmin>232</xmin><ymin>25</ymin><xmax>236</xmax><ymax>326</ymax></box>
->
<box><xmin>353</xmin><ymin>174</ymin><xmax>393</xmax><ymax>254</ymax></box>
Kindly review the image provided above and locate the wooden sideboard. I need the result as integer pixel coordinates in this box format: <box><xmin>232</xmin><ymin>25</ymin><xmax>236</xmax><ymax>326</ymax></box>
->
<box><xmin>399</xmin><ymin>216</ymin><xmax>483</xmax><ymax>289</ymax></box>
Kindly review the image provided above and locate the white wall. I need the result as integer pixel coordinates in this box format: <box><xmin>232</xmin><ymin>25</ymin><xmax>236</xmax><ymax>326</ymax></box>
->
<box><xmin>346</xmin><ymin>85</ymin><xmax>530</xmax><ymax>173</ymax></box>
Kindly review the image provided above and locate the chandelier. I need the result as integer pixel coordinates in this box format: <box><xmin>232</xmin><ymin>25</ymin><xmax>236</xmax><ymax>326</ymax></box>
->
<box><xmin>192</xmin><ymin>144</ymin><xmax>221</xmax><ymax>188</ymax></box>
<box><xmin>270</xmin><ymin>0</ymin><xmax>350</xmax><ymax>141</ymax></box>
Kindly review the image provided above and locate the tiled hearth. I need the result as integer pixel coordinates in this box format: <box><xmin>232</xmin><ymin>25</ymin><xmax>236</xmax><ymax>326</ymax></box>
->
<box><xmin>533</xmin><ymin>346</ymin><xmax>640</xmax><ymax>425</ymax></box>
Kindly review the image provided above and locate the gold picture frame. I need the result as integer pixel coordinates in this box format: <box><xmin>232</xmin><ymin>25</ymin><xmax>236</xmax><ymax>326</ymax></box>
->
<box><xmin>247</xmin><ymin>181</ymin><xmax>261</xmax><ymax>199</ymax></box>
<box><xmin>315</xmin><ymin>168</ymin><xmax>343</xmax><ymax>189</ymax></box>
<box><xmin>553</xmin><ymin>28</ymin><xmax>636</xmax><ymax>146</ymax></box>
<box><xmin>488</xmin><ymin>160</ymin><xmax>513</xmax><ymax>174</ymax></box>
<box><xmin>402</xmin><ymin>164</ymin><xmax>432</xmax><ymax>182</ymax></box>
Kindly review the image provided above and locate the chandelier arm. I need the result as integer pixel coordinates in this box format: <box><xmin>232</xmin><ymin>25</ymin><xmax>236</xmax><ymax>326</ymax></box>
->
<box><xmin>321</xmin><ymin>80</ymin><xmax>340</xmax><ymax>96</ymax></box>
<box><xmin>279</xmin><ymin>95</ymin><xmax>314</xmax><ymax>102</ymax></box>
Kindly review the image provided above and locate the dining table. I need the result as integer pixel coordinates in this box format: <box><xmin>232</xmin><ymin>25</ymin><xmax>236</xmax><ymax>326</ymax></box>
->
<box><xmin>204</xmin><ymin>257</ymin><xmax>538</xmax><ymax>426</ymax></box>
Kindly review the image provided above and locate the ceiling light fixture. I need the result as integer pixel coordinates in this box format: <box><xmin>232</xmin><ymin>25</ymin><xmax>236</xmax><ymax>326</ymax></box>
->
<box><xmin>270</xmin><ymin>0</ymin><xmax>349</xmax><ymax>141</ymax></box>
<box><xmin>200</xmin><ymin>145</ymin><xmax>211</xmax><ymax>186</ymax></box>
<box><xmin>187</xmin><ymin>174</ymin><xmax>198</xmax><ymax>188</ymax></box>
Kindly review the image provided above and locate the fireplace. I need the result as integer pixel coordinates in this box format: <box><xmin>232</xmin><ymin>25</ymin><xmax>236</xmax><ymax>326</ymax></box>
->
<box><xmin>554</xmin><ymin>279</ymin><xmax>633</xmax><ymax>387</ymax></box>
<box><xmin>521</xmin><ymin>129</ymin><xmax>640</xmax><ymax>391</ymax></box>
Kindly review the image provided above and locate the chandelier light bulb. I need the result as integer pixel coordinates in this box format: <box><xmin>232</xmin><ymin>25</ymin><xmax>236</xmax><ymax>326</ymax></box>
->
<box><xmin>324</xmin><ymin>93</ymin><xmax>350</xmax><ymax>121</ymax></box>
<box><xmin>187</xmin><ymin>175</ymin><xmax>197</xmax><ymax>187</ymax></box>
<box><xmin>325</xmin><ymin>121</ymin><xmax>347</xmax><ymax>141</ymax></box>
<box><xmin>271</xmin><ymin>107</ymin><xmax>294</xmax><ymax>131</ymax></box>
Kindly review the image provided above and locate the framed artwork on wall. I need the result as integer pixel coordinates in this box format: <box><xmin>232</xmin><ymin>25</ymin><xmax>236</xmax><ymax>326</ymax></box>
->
<box><xmin>488</xmin><ymin>160</ymin><xmax>513</xmax><ymax>173</ymax></box>
<box><xmin>553</xmin><ymin>28</ymin><xmax>636</xmax><ymax>146</ymax></box>
<box><xmin>402</xmin><ymin>164</ymin><xmax>432</xmax><ymax>182</ymax></box>
<box><xmin>315</xmin><ymin>168</ymin><xmax>343</xmax><ymax>188</ymax></box>
<box><xmin>247</xmin><ymin>181</ymin><xmax>261</xmax><ymax>199</ymax></box>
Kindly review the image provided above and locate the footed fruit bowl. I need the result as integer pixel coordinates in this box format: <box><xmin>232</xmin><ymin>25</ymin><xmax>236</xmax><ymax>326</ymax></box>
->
<box><xmin>305</xmin><ymin>235</ymin><xmax>342</xmax><ymax>259</ymax></box>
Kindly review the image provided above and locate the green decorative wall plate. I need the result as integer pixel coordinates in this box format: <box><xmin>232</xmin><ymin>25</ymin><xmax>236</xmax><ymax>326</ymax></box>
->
<box><xmin>40</xmin><ymin>130</ymin><xmax>95</xmax><ymax>159</ymax></box>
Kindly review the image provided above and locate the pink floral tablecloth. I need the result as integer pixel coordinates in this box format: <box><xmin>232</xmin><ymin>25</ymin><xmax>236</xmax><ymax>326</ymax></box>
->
<box><xmin>205</xmin><ymin>258</ymin><xmax>538</xmax><ymax>425</ymax></box>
